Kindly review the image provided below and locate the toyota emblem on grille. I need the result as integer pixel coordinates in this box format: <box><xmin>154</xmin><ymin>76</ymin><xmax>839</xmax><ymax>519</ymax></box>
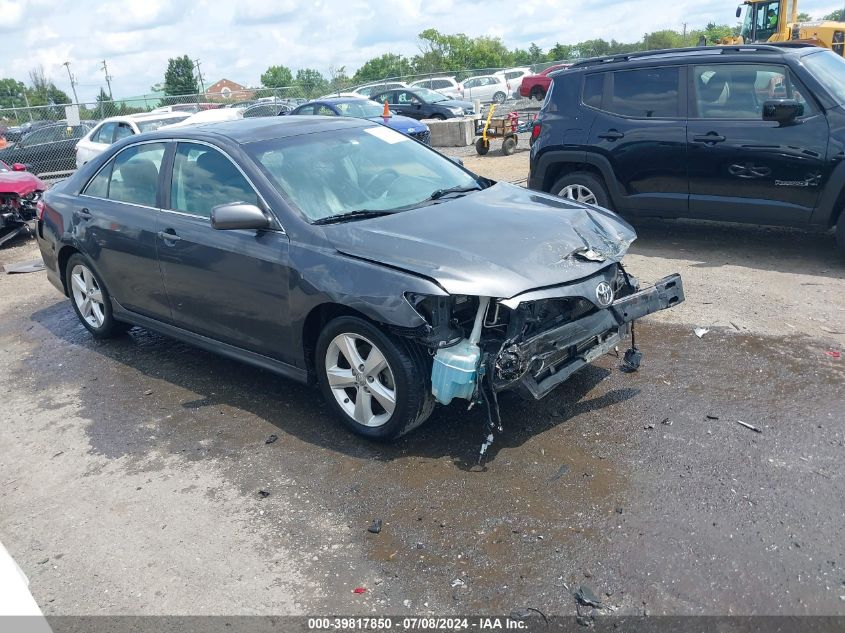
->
<box><xmin>595</xmin><ymin>281</ymin><xmax>614</xmax><ymax>307</ymax></box>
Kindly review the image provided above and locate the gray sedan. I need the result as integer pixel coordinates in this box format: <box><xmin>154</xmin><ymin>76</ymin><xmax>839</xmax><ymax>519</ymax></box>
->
<box><xmin>36</xmin><ymin>117</ymin><xmax>683</xmax><ymax>441</ymax></box>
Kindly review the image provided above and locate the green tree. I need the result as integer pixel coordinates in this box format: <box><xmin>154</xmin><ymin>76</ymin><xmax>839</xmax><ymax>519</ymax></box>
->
<box><xmin>353</xmin><ymin>53</ymin><xmax>409</xmax><ymax>83</ymax></box>
<box><xmin>0</xmin><ymin>78</ymin><xmax>27</xmax><ymax>109</ymax></box>
<box><xmin>93</xmin><ymin>88</ymin><xmax>117</xmax><ymax>119</ymax></box>
<box><xmin>796</xmin><ymin>11</ymin><xmax>811</xmax><ymax>21</ymax></box>
<box><xmin>412</xmin><ymin>29</ymin><xmax>513</xmax><ymax>73</ymax></box>
<box><xmin>260</xmin><ymin>65</ymin><xmax>293</xmax><ymax>88</ymax></box>
<box><xmin>293</xmin><ymin>68</ymin><xmax>328</xmax><ymax>98</ymax></box>
<box><xmin>824</xmin><ymin>9</ymin><xmax>844</xmax><ymax>20</ymax></box>
<box><xmin>643</xmin><ymin>29</ymin><xmax>684</xmax><ymax>50</ymax></box>
<box><xmin>528</xmin><ymin>42</ymin><xmax>544</xmax><ymax>64</ymax></box>
<box><xmin>163</xmin><ymin>55</ymin><xmax>198</xmax><ymax>103</ymax></box>
<box><xmin>547</xmin><ymin>42</ymin><xmax>574</xmax><ymax>61</ymax></box>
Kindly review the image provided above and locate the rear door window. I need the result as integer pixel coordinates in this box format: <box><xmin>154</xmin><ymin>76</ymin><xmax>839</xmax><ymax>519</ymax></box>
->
<box><xmin>93</xmin><ymin>122</ymin><xmax>116</xmax><ymax>144</ymax></box>
<box><xmin>84</xmin><ymin>142</ymin><xmax>166</xmax><ymax>206</ymax></box>
<box><xmin>607</xmin><ymin>67</ymin><xmax>680</xmax><ymax>118</ymax></box>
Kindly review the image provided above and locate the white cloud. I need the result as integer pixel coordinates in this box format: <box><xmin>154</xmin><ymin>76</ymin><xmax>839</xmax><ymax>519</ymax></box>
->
<box><xmin>0</xmin><ymin>0</ymin><xmax>840</xmax><ymax>102</ymax></box>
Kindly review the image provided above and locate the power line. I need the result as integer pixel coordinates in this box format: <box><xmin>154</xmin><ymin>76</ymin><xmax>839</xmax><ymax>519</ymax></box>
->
<box><xmin>63</xmin><ymin>61</ymin><xmax>79</xmax><ymax>104</ymax></box>
<box><xmin>100</xmin><ymin>60</ymin><xmax>113</xmax><ymax>99</ymax></box>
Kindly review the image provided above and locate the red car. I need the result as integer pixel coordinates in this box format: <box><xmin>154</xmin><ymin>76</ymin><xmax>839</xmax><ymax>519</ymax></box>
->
<box><xmin>518</xmin><ymin>64</ymin><xmax>572</xmax><ymax>101</ymax></box>
<box><xmin>0</xmin><ymin>160</ymin><xmax>47</xmax><ymax>246</ymax></box>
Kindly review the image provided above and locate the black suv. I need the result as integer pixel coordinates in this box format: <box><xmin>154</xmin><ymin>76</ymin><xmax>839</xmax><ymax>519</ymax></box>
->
<box><xmin>528</xmin><ymin>44</ymin><xmax>845</xmax><ymax>255</ymax></box>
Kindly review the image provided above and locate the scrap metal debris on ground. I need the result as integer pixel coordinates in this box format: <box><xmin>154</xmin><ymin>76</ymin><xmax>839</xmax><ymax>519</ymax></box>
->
<box><xmin>736</xmin><ymin>420</ymin><xmax>762</xmax><ymax>434</ymax></box>
<box><xmin>694</xmin><ymin>327</ymin><xmax>710</xmax><ymax>338</ymax></box>
<box><xmin>3</xmin><ymin>259</ymin><xmax>45</xmax><ymax>274</ymax></box>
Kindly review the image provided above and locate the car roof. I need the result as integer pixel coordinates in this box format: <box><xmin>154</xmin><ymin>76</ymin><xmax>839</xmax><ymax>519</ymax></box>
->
<box><xmin>140</xmin><ymin>115</ymin><xmax>371</xmax><ymax>145</ymax></box>
<box><xmin>564</xmin><ymin>43</ymin><xmax>820</xmax><ymax>74</ymax></box>
<box><xmin>306</xmin><ymin>97</ymin><xmax>376</xmax><ymax>105</ymax></box>
<box><xmin>99</xmin><ymin>112</ymin><xmax>191</xmax><ymax>125</ymax></box>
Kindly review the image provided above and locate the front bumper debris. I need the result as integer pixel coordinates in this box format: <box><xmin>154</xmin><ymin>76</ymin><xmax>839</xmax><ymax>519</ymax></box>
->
<box><xmin>500</xmin><ymin>274</ymin><xmax>684</xmax><ymax>399</ymax></box>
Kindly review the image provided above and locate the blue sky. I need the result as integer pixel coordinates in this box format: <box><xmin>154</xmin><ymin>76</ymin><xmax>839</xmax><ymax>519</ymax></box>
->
<box><xmin>1</xmin><ymin>0</ymin><xmax>842</xmax><ymax>102</ymax></box>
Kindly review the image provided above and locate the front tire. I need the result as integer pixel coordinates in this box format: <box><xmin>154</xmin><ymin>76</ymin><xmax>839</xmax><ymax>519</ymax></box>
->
<box><xmin>493</xmin><ymin>91</ymin><xmax>506</xmax><ymax>104</ymax></box>
<box><xmin>65</xmin><ymin>254</ymin><xmax>129</xmax><ymax>338</ymax></box>
<box><xmin>316</xmin><ymin>316</ymin><xmax>435</xmax><ymax>441</ymax></box>
<box><xmin>552</xmin><ymin>172</ymin><xmax>611</xmax><ymax>209</ymax></box>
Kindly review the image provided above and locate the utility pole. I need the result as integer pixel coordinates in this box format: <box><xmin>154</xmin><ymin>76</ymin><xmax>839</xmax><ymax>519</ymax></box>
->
<box><xmin>63</xmin><ymin>61</ymin><xmax>79</xmax><ymax>104</ymax></box>
<box><xmin>682</xmin><ymin>22</ymin><xmax>688</xmax><ymax>42</ymax></box>
<box><xmin>194</xmin><ymin>59</ymin><xmax>205</xmax><ymax>95</ymax></box>
<box><xmin>100</xmin><ymin>60</ymin><xmax>113</xmax><ymax>99</ymax></box>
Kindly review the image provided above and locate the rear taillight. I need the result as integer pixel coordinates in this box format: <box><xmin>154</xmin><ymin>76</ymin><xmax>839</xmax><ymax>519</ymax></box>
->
<box><xmin>531</xmin><ymin>122</ymin><xmax>541</xmax><ymax>141</ymax></box>
<box><xmin>36</xmin><ymin>198</ymin><xmax>46</xmax><ymax>221</ymax></box>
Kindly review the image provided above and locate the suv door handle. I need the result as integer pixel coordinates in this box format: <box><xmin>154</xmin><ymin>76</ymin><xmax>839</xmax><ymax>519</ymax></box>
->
<box><xmin>76</xmin><ymin>207</ymin><xmax>92</xmax><ymax>219</ymax></box>
<box><xmin>693</xmin><ymin>133</ymin><xmax>726</xmax><ymax>144</ymax></box>
<box><xmin>598</xmin><ymin>130</ymin><xmax>624</xmax><ymax>141</ymax></box>
<box><xmin>158</xmin><ymin>229</ymin><xmax>182</xmax><ymax>243</ymax></box>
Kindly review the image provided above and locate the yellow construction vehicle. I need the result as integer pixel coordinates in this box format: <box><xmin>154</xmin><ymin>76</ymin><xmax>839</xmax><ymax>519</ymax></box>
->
<box><xmin>722</xmin><ymin>1</ymin><xmax>845</xmax><ymax>54</ymax></box>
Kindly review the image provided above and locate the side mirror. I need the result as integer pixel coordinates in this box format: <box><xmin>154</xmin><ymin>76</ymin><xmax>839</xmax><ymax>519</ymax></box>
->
<box><xmin>211</xmin><ymin>203</ymin><xmax>271</xmax><ymax>230</ymax></box>
<box><xmin>11</xmin><ymin>163</ymin><xmax>27</xmax><ymax>172</ymax></box>
<box><xmin>762</xmin><ymin>99</ymin><xmax>803</xmax><ymax>124</ymax></box>
<box><xmin>736</xmin><ymin>5</ymin><xmax>742</xmax><ymax>17</ymax></box>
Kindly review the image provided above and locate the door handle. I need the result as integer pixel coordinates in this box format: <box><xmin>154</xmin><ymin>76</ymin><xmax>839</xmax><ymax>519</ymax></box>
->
<box><xmin>693</xmin><ymin>133</ymin><xmax>726</xmax><ymax>144</ymax></box>
<box><xmin>77</xmin><ymin>207</ymin><xmax>92</xmax><ymax>219</ymax></box>
<box><xmin>158</xmin><ymin>229</ymin><xmax>182</xmax><ymax>242</ymax></box>
<box><xmin>598</xmin><ymin>130</ymin><xmax>624</xmax><ymax>141</ymax></box>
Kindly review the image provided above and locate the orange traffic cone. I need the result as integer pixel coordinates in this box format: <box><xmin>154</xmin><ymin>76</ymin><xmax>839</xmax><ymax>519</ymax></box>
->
<box><xmin>382</xmin><ymin>100</ymin><xmax>391</xmax><ymax>118</ymax></box>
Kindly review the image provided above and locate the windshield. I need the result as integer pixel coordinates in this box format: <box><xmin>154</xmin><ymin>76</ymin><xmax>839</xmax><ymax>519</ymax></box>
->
<box><xmin>334</xmin><ymin>101</ymin><xmax>385</xmax><ymax>118</ymax></box>
<box><xmin>413</xmin><ymin>87</ymin><xmax>449</xmax><ymax>103</ymax></box>
<box><xmin>803</xmin><ymin>51</ymin><xmax>845</xmax><ymax>104</ymax></box>
<box><xmin>137</xmin><ymin>115</ymin><xmax>190</xmax><ymax>133</ymax></box>
<box><xmin>247</xmin><ymin>125</ymin><xmax>479</xmax><ymax>222</ymax></box>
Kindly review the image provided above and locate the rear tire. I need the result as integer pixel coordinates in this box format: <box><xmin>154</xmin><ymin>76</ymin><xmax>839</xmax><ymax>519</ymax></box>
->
<box><xmin>530</xmin><ymin>87</ymin><xmax>545</xmax><ymax>101</ymax></box>
<box><xmin>502</xmin><ymin>136</ymin><xmax>517</xmax><ymax>156</ymax></box>
<box><xmin>316</xmin><ymin>316</ymin><xmax>435</xmax><ymax>441</ymax></box>
<box><xmin>551</xmin><ymin>172</ymin><xmax>611</xmax><ymax>209</ymax></box>
<box><xmin>64</xmin><ymin>254</ymin><xmax>129</xmax><ymax>339</ymax></box>
<box><xmin>493</xmin><ymin>91</ymin><xmax>506</xmax><ymax>104</ymax></box>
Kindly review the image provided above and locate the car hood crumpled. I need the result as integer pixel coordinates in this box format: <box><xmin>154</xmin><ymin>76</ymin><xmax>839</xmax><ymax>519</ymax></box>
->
<box><xmin>321</xmin><ymin>182</ymin><xmax>637</xmax><ymax>299</ymax></box>
<box><xmin>0</xmin><ymin>171</ymin><xmax>46</xmax><ymax>196</ymax></box>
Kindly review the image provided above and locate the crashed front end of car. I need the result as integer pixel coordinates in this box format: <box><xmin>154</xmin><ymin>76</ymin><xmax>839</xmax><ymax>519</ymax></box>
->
<box><xmin>406</xmin><ymin>265</ymin><xmax>683</xmax><ymax>404</ymax></box>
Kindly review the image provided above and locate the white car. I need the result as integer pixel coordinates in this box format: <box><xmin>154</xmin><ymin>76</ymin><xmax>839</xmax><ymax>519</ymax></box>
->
<box><xmin>409</xmin><ymin>76</ymin><xmax>461</xmax><ymax>99</ymax></box>
<box><xmin>459</xmin><ymin>74</ymin><xmax>510</xmax><ymax>104</ymax></box>
<box><xmin>494</xmin><ymin>67</ymin><xmax>532</xmax><ymax>98</ymax></box>
<box><xmin>352</xmin><ymin>81</ymin><xmax>409</xmax><ymax>97</ymax></box>
<box><xmin>74</xmin><ymin>112</ymin><xmax>191</xmax><ymax>168</ymax></box>
<box><xmin>160</xmin><ymin>108</ymin><xmax>243</xmax><ymax>128</ymax></box>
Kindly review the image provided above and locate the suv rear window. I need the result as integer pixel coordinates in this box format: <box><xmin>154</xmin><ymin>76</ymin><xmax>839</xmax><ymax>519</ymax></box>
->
<box><xmin>608</xmin><ymin>67</ymin><xmax>680</xmax><ymax>118</ymax></box>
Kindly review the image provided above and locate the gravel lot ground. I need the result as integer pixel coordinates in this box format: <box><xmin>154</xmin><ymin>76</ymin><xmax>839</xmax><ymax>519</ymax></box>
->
<box><xmin>0</xmin><ymin>148</ymin><xmax>843</xmax><ymax>620</ymax></box>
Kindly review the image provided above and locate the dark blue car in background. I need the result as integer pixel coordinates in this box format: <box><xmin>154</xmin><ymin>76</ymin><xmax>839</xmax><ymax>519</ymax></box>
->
<box><xmin>288</xmin><ymin>98</ymin><xmax>431</xmax><ymax>144</ymax></box>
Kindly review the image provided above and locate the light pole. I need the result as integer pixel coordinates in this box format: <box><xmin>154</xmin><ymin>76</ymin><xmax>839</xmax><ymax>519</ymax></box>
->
<box><xmin>62</xmin><ymin>61</ymin><xmax>80</xmax><ymax>104</ymax></box>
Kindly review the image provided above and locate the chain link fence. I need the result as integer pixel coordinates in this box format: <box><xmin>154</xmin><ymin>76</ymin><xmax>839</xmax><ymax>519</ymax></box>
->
<box><xmin>0</xmin><ymin>60</ymin><xmax>574</xmax><ymax>184</ymax></box>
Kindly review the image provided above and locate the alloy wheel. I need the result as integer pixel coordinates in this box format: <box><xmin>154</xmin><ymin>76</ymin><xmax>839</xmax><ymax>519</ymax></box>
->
<box><xmin>325</xmin><ymin>333</ymin><xmax>396</xmax><ymax>428</ymax></box>
<box><xmin>70</xmin><ymin>263</ymin><xmax>105</xmax><ymax>328</ymax></box>
<box><xmin>559</xmin><ymin>184</ymin><xmax>598</xmax><ymax>205</ymax></box>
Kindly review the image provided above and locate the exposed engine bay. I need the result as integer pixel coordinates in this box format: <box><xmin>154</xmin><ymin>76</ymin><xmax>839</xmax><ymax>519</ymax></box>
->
<box><xmin>0</xmin><ymin>187</ymin><xmax>43</xmax><ymax>247</ymax></box>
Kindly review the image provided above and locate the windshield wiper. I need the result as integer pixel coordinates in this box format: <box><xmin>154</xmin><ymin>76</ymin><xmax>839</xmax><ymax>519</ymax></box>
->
<box><xmin>312</xmin><ymin>209</ymin><xmax>397</xmax><ymax>225</ymax></box>
<box><xmin>427</xmin><ymin>184</ymin><xmax>482</xmax><ymax>201</ymax></box>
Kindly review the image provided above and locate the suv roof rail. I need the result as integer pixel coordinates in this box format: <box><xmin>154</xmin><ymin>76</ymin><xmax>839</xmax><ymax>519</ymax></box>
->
<box><xmin>568</xmin><ymin>43</ymin><xmax>819</xmax><ymax>69</ymax></box>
